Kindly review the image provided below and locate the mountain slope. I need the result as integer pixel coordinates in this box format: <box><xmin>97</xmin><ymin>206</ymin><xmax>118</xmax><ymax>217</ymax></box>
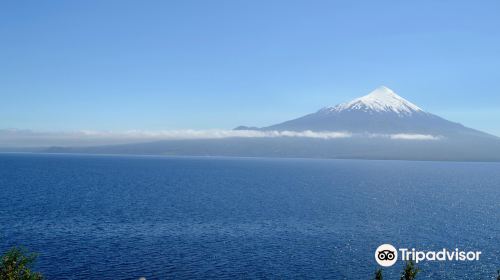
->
<box><xmin>257</xmin><ymin>86</ymin><xmax>493</xmax><ymax>138</ymax></box>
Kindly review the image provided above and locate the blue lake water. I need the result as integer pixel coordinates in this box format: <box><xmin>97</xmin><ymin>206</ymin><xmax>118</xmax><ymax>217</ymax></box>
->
<box><xmin>0</xmin><ymin>153</ymin><xmax>499</xmax><ymax>279</ymax></box>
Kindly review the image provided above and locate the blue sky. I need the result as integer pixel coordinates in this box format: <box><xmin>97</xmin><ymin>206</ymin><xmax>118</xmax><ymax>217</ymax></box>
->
<box><xmin>1</xmin><ymin>0</ymin><xmax>499</xmax><ymax>135</ymax></box>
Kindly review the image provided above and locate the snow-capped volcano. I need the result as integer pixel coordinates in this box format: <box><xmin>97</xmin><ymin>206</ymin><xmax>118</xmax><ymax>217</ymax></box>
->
<box><xmin>46</xmin><ymin>86</ymin><xmax>500</xmax><ymax>161</ymax></box>
<box><xmin>324</xmin><ymin>86</ymin><xmax>423</xmax><ymax>115</ymax></box>
<box><xmin>239</xmin><ymin>86</ymin><xmax>493</xmax><ymax>138</ymax></box>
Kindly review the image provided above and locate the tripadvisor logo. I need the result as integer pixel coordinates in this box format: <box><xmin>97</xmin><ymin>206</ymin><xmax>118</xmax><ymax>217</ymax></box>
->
<box><xmin>375</xmin><ymin>244</ymin><xmax>481</xmax><ymax>267</ymax></box>
<box><xmin>375</xmin><ymin>244</ymin><xmax>398</xmax><ymax>267</ymax></box>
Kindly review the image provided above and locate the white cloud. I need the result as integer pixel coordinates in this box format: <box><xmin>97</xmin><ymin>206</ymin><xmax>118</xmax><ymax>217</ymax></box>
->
<box><xmin>78</xmin><ymin>129</ymin><xmax>353</xmax><ymax>140</ymax></box>
<box><xmin>389</xmin><ymin>133</ymin><xmax>442</xmax><ymax>140</ymax></box>
<box><xmin>366</xmin><ymin>133</ymin><xmax>442</xmax><ymax>140</ymax></box>
<box><xmin>0</xmin><ymin>129</ymin><xmax>442</xmax><ymax>147</ymax></box>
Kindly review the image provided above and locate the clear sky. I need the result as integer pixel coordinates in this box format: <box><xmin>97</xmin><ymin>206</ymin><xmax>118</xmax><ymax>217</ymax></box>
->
<box><xmin>1</xmin><ymin>0</ymin><xmax>499</xmax><ymax>135</ymax></box>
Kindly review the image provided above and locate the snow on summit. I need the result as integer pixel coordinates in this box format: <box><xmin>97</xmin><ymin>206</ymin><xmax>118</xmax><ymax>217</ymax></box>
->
<box><xmin>325</xmin><ymin>86</ymin><xmax>423</xmax><ymax>115</ymax></box>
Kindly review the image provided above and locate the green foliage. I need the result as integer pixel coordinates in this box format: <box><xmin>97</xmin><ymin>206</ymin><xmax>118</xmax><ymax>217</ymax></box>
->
<box><xmin>0</xmin><ymin>247</ymin><xmax>43</xmax><ymax>280</ymax></box>
<box><xmin>400</xmin><ymin>260</ymin><xmax>419</xmax><ymax>280</ymax></box>
<box><xmin>374</xmin><ymin>268</ymin><xmax>383</xmax><ymax>280</ymax></box>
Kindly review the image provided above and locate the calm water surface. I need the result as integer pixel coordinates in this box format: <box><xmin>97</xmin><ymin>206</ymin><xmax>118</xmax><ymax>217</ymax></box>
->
<box><xmin>0</xmin><ymin>154</ymin><xmax>499</xmax><ymax>279</ymax></box>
